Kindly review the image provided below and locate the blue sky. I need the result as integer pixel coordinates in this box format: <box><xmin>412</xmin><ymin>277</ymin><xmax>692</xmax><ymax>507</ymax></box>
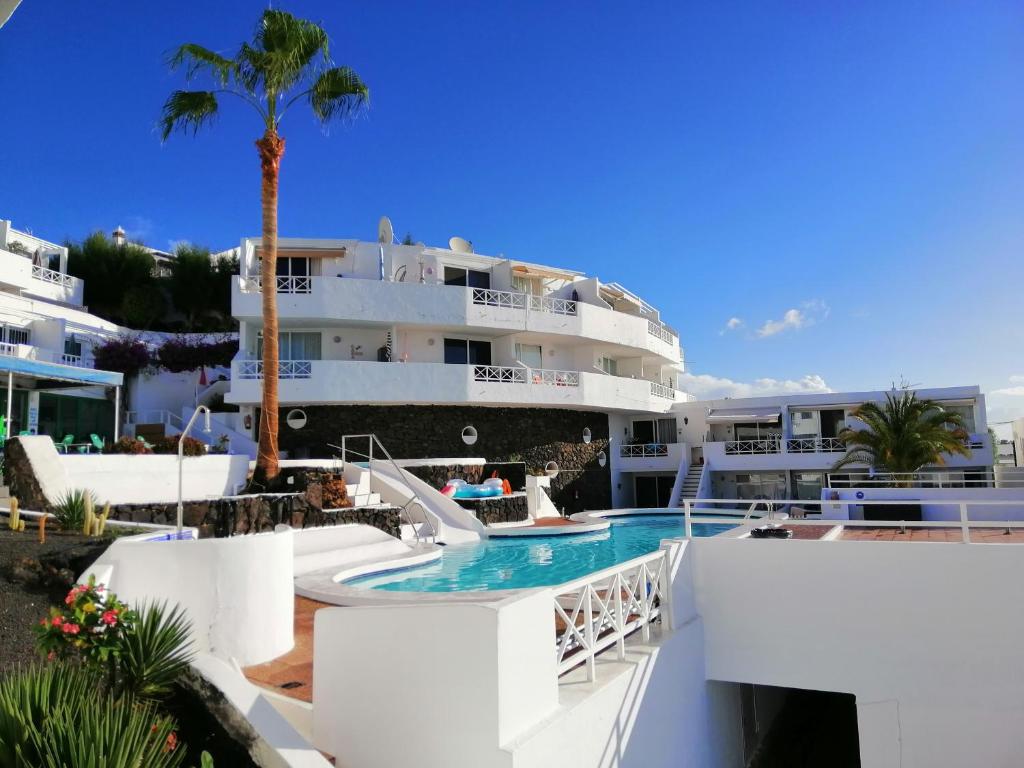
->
<box><xmin>2</xmin><ymin>2</ymin><xmax>1022</xmax><ymax>429</ymax></box>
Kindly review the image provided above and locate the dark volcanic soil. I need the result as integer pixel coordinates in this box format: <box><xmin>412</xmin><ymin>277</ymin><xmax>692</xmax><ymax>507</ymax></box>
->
<box><xmin>0</xmin><ymin>522</ymin><xmax>111</xmax><ymax>674</ymax></box>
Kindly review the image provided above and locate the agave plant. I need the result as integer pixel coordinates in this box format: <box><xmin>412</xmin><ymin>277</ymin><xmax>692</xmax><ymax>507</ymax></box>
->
<box><xmin>833</xmin><ymin>391</ymin><xmax>971</xmax><ymax>485</ymax></box>
<box><xmin>118</xmin><ymin>602</ymin><xmax>196</xmax><ymax>701</ymax></box>
<box><xmin>51</xmin><ymin>488</ymin><xmax>94</xmax><ymax>531</ymax></box>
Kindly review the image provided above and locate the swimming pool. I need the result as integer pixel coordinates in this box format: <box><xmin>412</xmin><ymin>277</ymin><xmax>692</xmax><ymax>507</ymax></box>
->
<box><xmin>346</xmin><ymin>514</ymin><xmax>736</xmax><ymax>593</ymax></box>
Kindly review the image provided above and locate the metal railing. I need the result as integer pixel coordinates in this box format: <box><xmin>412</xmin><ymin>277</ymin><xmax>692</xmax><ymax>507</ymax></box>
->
<box><xmin>785</xmin><ymin>436</ymin><xmax>845</xmax><ymax>453</ymax></box>
<box><xmin>554</xmin><ymin>548</ymin><xmax>670</xmax><ymax>680</ymax></box>
<box><xmin>472</xmin><ymin>365</ymin><xmax>580</xmax><ymax>387</ymax></box>
<box><xmin>31</xmin><ymin>264</ymin><xmax>76</xmax><ymax>288</ymax></box>
<box><xmin>124</xmin><ymin>409</ymin><xmax>186</xmax><ymax>432</ymax></box>
<box><xmin>236</xmin><ymin>359</ymin><xmax>313</xmax><ymax>379</ymax></box>
<box><xmin>650</xmin><ymin>381</ymin><xmax>675</xmax><ymax>400</ymax></box>
<box><xmin>826</xmin><ymin>471</ymin><xmax>1002</xmax><ymax>488</ymax></box>
<box><xmin>330</xmin><ymin>434</ymin><xmax>438</xmax><ymax>545</ymax></box>
<box><xmin>473</xmin><ymin>364</ymin><xmax>527</xmax><ymax>383</ymax></box>
<box><xmin>529</xmin><ymin>367</ymin><xmax>579</xmax><ymax>386</ymax></box>
<box><xmin>620</xmin><ymin>443</ymin><xmax>669</xmax><ymax>458</ymax></box>
<box><xmin>530</xmin><ymin>294</ymin><xmax>577</xmax><ymax>315</ymax></box>
<box><xmin>647</xmin><ymin>319</ymin><xmax>676</xmax><ymax>344</ymax></box>
<box><xmin>679</xmin><ymin>497</ymin><xmax>1024</xmax><ymax>545</ymax></box>
<box><xmin>724</xmin><ymin>437</ymin><xmax>781</xmax><ymax>455</ymax></box>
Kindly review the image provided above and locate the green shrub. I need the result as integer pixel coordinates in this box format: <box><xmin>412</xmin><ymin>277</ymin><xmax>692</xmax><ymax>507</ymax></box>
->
<box><xmin>151</xmin><ymin>435</ymin><xmax>206</xmax><ymax>456</ymax></box>
<box><xmin>0</xmin><ymin>665</ymin><xmax>186</xmax><ymax>768</ymax></box>
<box><xmin>52</xmin><ymin>489</ymin><xmax>93</xmax><ymax>531</ymax></box>
<box><xmin>105</xmin><ymin>436</ymin><xmax>154</xmax><ymax>455</ymax></box>
<box><xmin>119</xmin><ymin>602</ymin><xmax>195</xmax><ymax>700</ymax></box>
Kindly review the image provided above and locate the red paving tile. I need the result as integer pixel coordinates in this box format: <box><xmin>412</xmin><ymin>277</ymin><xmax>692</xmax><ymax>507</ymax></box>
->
<box><xmin>838</xmin><ymin>527</ymin><xmax>1024</xmax><ymax>543</ymax></box>
<box><xmin>242</xmin><ymin>596</ymin><xmax>325</xmax><ymax>702</ymax></box>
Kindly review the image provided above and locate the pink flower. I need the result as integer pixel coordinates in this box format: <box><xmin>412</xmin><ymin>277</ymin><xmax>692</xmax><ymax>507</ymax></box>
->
<box><xmin>100</xmin><ymin>610</ymin><xmax>118</xmax><ymax>626</ymax></box>
<box><xmin>46</xmin><ymin>651</ymin><xmax>56</xmax><ymax>661</ymax></box>
<box><xmin>39</xmin><ymin>618</ymin><xmax>48</xmax><ymax>627</ymax></box>
<box><xmin>61</xmin><ymin>623</ymin><xmax>80</xmax><ymax>635</ymax></box>
<box><xmin>64</xmin><ymin>593</ymin><xmax>76</xmax><ymax>605</ymax></box>
<box><xmin>51</xmin><ymin>615</ymin><xmax>63</xmax><ymax>627</ymax></box>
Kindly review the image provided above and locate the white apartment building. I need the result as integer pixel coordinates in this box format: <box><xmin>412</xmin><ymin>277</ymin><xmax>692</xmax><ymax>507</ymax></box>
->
<box><xmin>613</xmin><ymin>386</ymin><xmax>994</xmax><ymax>508</ymax></box>
<box><xmin>0</xmin><ymin>219</ymin><xmax>207</xmax><ymax>446</ymax></box>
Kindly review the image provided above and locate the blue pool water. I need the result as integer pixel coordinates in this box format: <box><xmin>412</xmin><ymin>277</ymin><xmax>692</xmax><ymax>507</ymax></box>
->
<box><xmin>347</xmin><ymin>514</ymin><xmax>736</xmax><ymax>593</ymax></box>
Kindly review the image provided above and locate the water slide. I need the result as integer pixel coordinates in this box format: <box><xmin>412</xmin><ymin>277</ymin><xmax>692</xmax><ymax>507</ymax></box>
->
<box><xmin>342</xmin><ymin>460</ymin><xmax>485</xmax><ymax>544</ymax></box>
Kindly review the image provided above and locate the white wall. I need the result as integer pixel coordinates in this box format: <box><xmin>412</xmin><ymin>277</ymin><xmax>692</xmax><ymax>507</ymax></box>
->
<box><xmin>83</xmin><ymin>529</ymin><xmax>294</xmax><ymax>666</ymax></box>
<box><xmin>693</xmin><ymin>536</ymin><xmax>1024</xmax><ymax>767</ymax></box>
<box><xmin>59</xmin><ymin>453</ymin><xmax>250</xmax><ymax>504</ymax></box>
<box><xmin>820</xmin><ymin>486</ymin><xmax>1024</xmax><ymax>521</ymax></box>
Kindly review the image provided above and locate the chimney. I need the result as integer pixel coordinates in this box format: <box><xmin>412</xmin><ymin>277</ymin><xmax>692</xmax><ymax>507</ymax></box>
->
<box><xmin>112</xmin><ymin>226</ymin><xmax>126</xmax><ymax>247</ymax></box>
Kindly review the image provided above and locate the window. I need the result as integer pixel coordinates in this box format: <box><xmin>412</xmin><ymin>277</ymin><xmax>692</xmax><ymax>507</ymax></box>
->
<box><xmin>656</xmin><ymin>418</ymin><xmax>678</xmax><ymax>444</ymax></box>
<box><xmin>64</xmin><ymin>336</ymin><xmax>82</xmax><ymax>356</ymax></box>
<box><xmin>941</xmin><ymin>404</ymin><xmax>976</xmax><ymax>434</ymax></box>
<box><xmin>256</xmin><ymin>331</ymin><xmax>321</xmax><ymax>360</ymax></box>
<box><xmin>515</xmin><ymin>343</ymin><xmax>543</xmax><ymax>368</ymax></box>
<box><xmin>790</xmin><ymin>410</ymin><xmax>819</xmax><ymax>438</ymax></box>
<box><xmin>598</xmin><ymin>356</ymin><xmax>618</xmax><ymax>376</ymax></box>
<box><xmin>512</xmin><ymin>275</ymin><xmax>532</xmax><ymax>295</ymax></box>
<box><xmin>631</xmin><ymin>420</ymin><xmax>655</xmax><ymax>443</ymax></box>
<box><xmin>792</xmin><ymin>472</ymin><xmax>825</xmax><ymax>501</ymax></box>
<box><xmin>1</xmin><ymin>325</ymin><xmax>30</xmax><ymax>346</ymax></box>
<box><xmin>276</xmin><ymin>256</ymin><xmax>319</xmax><ymax>277</ymax></box>
<box><xmin>443</xmin><ymin>338</ymin><xmax>491</xmax><ymax>366</ymax></box>
<box><xmin>443</xmin><ymin>266</ymin><xmax>490</xmax><ymax>288</ymax></box>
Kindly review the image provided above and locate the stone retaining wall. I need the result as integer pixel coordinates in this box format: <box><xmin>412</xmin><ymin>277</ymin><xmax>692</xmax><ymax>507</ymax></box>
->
<box><xmin>403</xmin><ymin>462</ymin><xmax>527</xmax><ymax>493</ymax></box>
<box><xmin>453</xmin><ymin>493</ymin><xmax>529</xmax><ymax>525</ymax></box>
<box><xmin>274</xmin><ymin>405</ymin><xmax>611</xmax><ymax>513</ymax></box>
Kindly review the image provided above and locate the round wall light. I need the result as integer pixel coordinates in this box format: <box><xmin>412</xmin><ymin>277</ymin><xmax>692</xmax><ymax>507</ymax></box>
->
<box><xmin>285</xmin><ymin>409</ymin><xmax>307</xmax><ymax>430</ymax></box>
<box><xmin>461</xmin><ymin>426</ymin><xmax>478</xmax><ymax>446</ymax></box>
<box><xmin>597</xmin><ymin>451</ymin><xmax>607</xmax><ymax>468</ymax></box>
<box><xmin>427</xmin><ymin>338</ymin><xmax>435</xmax><ymax>346</ymax></box>
<box><xmin>544</xmin><ymin>461</ymin><xmax>559</xmax><ymax>478</ymax></box>
<box><xmin>582</xmin><ymin>427</ymin><xmax>592</xmax><ymax>444</ymax></box>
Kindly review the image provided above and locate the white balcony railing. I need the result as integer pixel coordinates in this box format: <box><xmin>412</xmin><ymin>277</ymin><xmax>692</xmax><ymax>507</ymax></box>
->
<box><xmin>0</xmin><ymin>342</ymin><xmax>17</xmax><ymax>358</ymax></box>
<box><xmin>785</xmin><ymin>436</ymin><xmax>845</xmax><ymax>453</ymax></box>
<box><xmin>826</xmin><ymin>470</ymin><xmax>1000</xmax><ymax>489</ymax></box>
<box><xmin>236</xmin><ymin>359</ymin><xmax>313</xmax><ymax>379</ymax></box>
<box><xmin>649</xmin><ymin>381</ymin><xmax>675</xmax><ymax>399</ymax></box>
<box><xmin>620</xmin><ymin>443</ymin><xmax>669</xmax><ymax>458</ymax></box>
<box><xmin>724</xmin><ymin>437</ymin><xmax>781</xmax><ymax>455</ymax></box>
<box><xmin>472</xmin><ymin>365</ymin><xmax>580</xmax><ymax>387</ymax></box>
<box><xmin>60</xmin><ymin>354</ymin><xmax>84</xmax><ymax>367</ymax></box>
<box><xmin>471</xmin><ymin>287</ymin><xmax>527</xmax><ymax>310</ymax></box>
<box><xmin>529</xmin><ymin>295</ymin><xmax>577</xmax><ymax>316</ymax></box>
<box><xmin>647</xmin><ymin>319</ymin><xmax>675</xmax><ymax>344</ymax></box>
<box><xmin>554</xmin><ymin>549</ymin><xmax>670</xmax><ymax>680</ymax></box>
<box><xmin>31</xmin><ymin>264</ymin><xmax>76</xmax><ymax>288</ymax></box>
<box><xmin>239</xmin><ymin>275</ymin><xmax>312</xmax><ymax>294</ymax></box>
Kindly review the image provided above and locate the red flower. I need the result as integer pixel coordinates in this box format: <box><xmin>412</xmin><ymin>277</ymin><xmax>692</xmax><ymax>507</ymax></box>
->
<box><xmin>39</xmin><ymin>618</ymin><xmax>48</xmax><ymax>627</ymax></box>
<box><xmin>100</xmin><ymin>610</ymin><xmax>118</xmax><ymax>626</ymax></box>
<box><xmin>51</xmin><ymin>615</ymin><xmax>64</xmax><ymax>627</ymax></box>
<box><xmin>164</xmin><ymin>732</ymin><xmax>178</xmax><ymax>753</ymax></box>
<box><xmin>61</xmin><ymin>623</ymin><xmax>80</xmax><ymax>635</ymax></box>
<box><xmin>46</xmin><ymin>651</ymin><xmax>56</xmax><ymax>661</ymax></box>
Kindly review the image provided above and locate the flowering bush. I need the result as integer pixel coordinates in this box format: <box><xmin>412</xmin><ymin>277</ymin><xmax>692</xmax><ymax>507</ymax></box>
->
<box><xmin>36</xmin><ymin>575</ymin><xmax>137</xmax><ymax>665</ymax></box>
<box><xmin>151</xmin><ymin>435</ymin><xmax>206</xmax><ymax>456</ymax></box>
<box><xmin>92</xmin><ymin>336</ymin><xmax>153</xmax><ymax>377</ymax></box>
<box><xmin>155</xmin><ymin>336</ymin><xmax>237</xmax><ymax>373</ymax></box>
<box><xmin>106</xmin><ymin>436</ymin><xmax>154</xmax><ymax>454</ymax></box>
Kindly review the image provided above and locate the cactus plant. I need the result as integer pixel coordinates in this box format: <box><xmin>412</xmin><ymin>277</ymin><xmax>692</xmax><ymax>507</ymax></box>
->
<box><xmin>82</xmin><ymin>493</ymin><xmax>95</xmax><ymax>536</ymax></box>
<box><xmin>95</xmin><ymin>503</ymin><xmax>110</xmax><ymax>537</ymax></box>
<box><xmin>7</xmin><ymin>497</ymin><xmax>24</xmax><ymax>532</ymax></box>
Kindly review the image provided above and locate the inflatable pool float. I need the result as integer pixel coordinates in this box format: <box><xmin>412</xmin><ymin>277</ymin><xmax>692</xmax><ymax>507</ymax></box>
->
<box><xmin>442</xmin><ymin>478</ymin><xmax>505</xmax><ymax>499</ymax></box>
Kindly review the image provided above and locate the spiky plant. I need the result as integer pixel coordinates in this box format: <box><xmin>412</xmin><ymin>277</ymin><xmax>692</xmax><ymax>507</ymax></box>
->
<box><xmin>0</xmin><ymin>665</ymin><xmax>185</xmax><ymax>768</ymax></box>
<box><xmin>118</xmin><ymin>602</ymin><xmax>195</xmax><ymax>701</ymax></box>
<box><xmin>160</xmin><ymin>9</ymin><xmax>369</xmax><ymax>486</ymax></box>
<box><xmin>832</xmin><ymin>391</ymin><xmax>972</xmax><ymax>486</ymax></box>
<box><xmin>52</xmin><ymin>488</ymin><xmax>93</xmax><ymax>532</ymax></box>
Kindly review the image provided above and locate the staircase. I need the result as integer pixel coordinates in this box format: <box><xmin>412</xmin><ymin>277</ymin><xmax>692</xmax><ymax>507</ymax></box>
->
<box><xmin>678</xmin><ymin>464</ymin><xmax>703</xmax><ymax>505</ymax></box>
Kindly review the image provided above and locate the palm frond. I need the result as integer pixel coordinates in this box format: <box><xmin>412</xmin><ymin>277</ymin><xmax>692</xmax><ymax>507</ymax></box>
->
<box><xmin>159</xmin><ymin>90</ymin><xmax>219</xmax><ymax>141</ymax></box>
<box><xmin>246</xmin><ymin>9</ymin><xmax>329</xmax><ymax>95</ymax></box>
<box><xmin>309</xmin><ymin>66</ymin><xmax>369</xmax><ymax>122</ymax></box>
<box><xmin>167</xmin><ymin>43</ymin><xmax>235</xmax><ymax>86</ymax></box>
<box><xmin>119</xmin><ymin>601</ymin><xmax>195</xmax><ymax>700</ymax></box>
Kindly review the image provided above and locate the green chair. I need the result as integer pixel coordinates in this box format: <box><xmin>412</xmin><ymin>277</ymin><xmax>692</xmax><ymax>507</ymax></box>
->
<box><xmin>18</xmin><ymin>430</ymin><xmax>30</xmax><ymax>437</ymax></box>
<box><xmin>89</xmin><ymin>434</ymin><xmax>105</xmax><ymax>453</ymax></box>
<box><xmin>137</xmin><ymin>437</ymin><xmax>154</xmax><ymax>450</ymax></box>
<box><xmin>57</xmin><ymin>434</ymin><xmax>75</xmax><ymax>453</ymax></box>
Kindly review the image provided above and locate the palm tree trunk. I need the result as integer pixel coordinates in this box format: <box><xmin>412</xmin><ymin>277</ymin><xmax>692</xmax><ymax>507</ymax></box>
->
<box><xmin>254</xmin><ymin>128</ymin><xmax>285</xmax><ymax>485</ymax></box>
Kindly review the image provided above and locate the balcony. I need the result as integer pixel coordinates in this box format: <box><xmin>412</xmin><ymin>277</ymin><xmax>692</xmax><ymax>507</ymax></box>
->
<box><xmin>232</xmin><ymin>277</ymin><xmax>680</xmax><ymax>362</ymax></box>
<box><xmin>226</xmin><ymin>359</ymin><xmax>681</xmax><ymax>412</ymax></box>
<box><xmin>0</xmin><ymin>248</ymin><xmax>83</xmax><ymax>305</ymax></box>
<box><xmin>785</xmin><ymin>437</ymin><xmax>845</xmax><ymax>453</ymax></box>
<box><xmin>617</xmin><ymin>441</ymin><xmax>685</xmax><ymax>472</ymax></box>
<box><xmin>0</xmin><ymin>342</ymin><xmax>92</xmax><ymax>369</ymax></box>
<box><xmin>724</xmin><ymin>437</ymin><xmax>781</xmax><ymax>455</ymax></box>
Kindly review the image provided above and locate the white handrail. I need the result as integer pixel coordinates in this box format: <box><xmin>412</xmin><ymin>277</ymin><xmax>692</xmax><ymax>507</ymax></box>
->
<box><xmin>529</xmin><ymin>294</ymin><xmax>577</xmax><ymax>315</ymax></box>
<box><xmin>239</xmin><ymin>275</ymin><xmax>312</xmax><ymax>294</ymax></box>
<box><xmin>30</xmin><ymin>264</ymin><xmax>76</xmax><ymax>288</ymax></box>
<box><xmin>553</xmin><ymin>548</ymin><xmax>670</xmax><ymax>680</ymax></box>
<box><xmin>826</xmin><ymin>470</ymin><xmax>999</xmax><ymax>488</ymax></box>
<box><xmin>620</xmin><ymin>443</ymin><xmax>669</xmax><ymax>458</ymax></box>
<box><xmin>724</xmin><ymin>437</ymin><xmax>781</xmax><ymax>455</ymax></box>
<box><xmin>647</xmin><ymin>319</ymin><xmax>675</xmax><ymax>344</ymax></box>
<box><xmin>471</xmin><ymin>287</ymin><xmax>526</xmax><ymax>310</ymax></box>
<box><xmin>649</xmin><ymin>381</ymin><xmax>675</xmax><ymax>400</ymax></box>
<box><xmin>785</xmin><ymin>436</ymin><xmax>844</xmax><ymax>453</ymax></box>
<box><xmin>236</xmin><ymin>359</ymin><xmax>313</xmax><ymax>379</ymax></box>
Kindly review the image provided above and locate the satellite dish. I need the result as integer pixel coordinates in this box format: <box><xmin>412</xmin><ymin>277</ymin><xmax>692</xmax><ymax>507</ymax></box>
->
<box><xmin>378</xmin><ymin>216</ymin><xmax>394</xmax><ymax>244</ymax></box>
<box><xmin>449</xmin><ymin>236</ymin><xmax>473</xmax><ymax>253</ymax></box>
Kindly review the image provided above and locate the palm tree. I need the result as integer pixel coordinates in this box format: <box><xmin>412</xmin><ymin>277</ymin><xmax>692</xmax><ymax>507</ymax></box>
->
<box><xmin>159</xmin><ymin>10</ymin><xmax>368</xmax><ymax>485</ymax></box>
<box><xmin>832</xmin><ymin>390</ymin><xmax>971</xmax><ymax>485</ymax></box>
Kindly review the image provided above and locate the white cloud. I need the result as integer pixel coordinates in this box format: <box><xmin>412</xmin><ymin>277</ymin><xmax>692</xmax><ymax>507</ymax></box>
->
<box><xmin>679</xmin><ymin>371</ymin><xmax>832</xmax><ymax>400</ymax></box>
<box><xmin>719</xmin><ymin>317</ymin><xmax>744</xmax><ymax>335</ymax></box>
<box><xmin>755</xmin><ymin>299</ymin><xmax>829</xmax><ymax>338</ymax></box>
<box><xmin>991</xmin><ymin>375</ymin><xmax>1024</xmax><ymax>397</ymax></box>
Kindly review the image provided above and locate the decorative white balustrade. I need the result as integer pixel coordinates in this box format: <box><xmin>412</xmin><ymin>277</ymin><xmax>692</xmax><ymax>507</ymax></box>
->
<box><xmin>553</xmin><ymin>549</ymin><xmax>670</xmax><ymax>680</ymax></box>
<box><xmin>724</xmin><ymin>437</ymin><xmax>782</xmax><ymax>455</ymax></box>
<box><xmin>649</xmin><ymin>381</ymin><xmax>675</xmax><ymax>399</ymax></box>
<box><xmin>60</xmin><ymin>354</ymin><xmax>84</xmax><ymax>367</ymax></box>
<box><xmin>472</xmin><ymin>365</ymin><xmax>580</xmax><ymax>387</ymax></box>
<box><xmin>471</xmin><ymin>287</ymin><xmax>578</xmax><ymax>316</ymax></box>
<box><xmin>0</xmin><ymin>342</ymin><xmax>17</xmax><ymax>358</ymax></box>
<box><xmin>620</xmin><ymin>443</ymin><xmax>669</xmax><ymax>458</ymax></box>
<box><xmin>647</xmin><ymin>319</ymin><xmax>675</xmax><ymax>344</ymax></box>
<box><xmin>785</xmin><ymin>436</ymin><xmax>845</xmax><ymax>453</ymax></box>
<box><xmin>471</xmin><ymin>288</ymin><xmax>527</xmax><ymax>310</ymax></box>
<box><xmin>529</xmin><ymin>295</ymin><xmax>577</xmax><ymax>315</ymax></box>
<box><xmin>236</xmin><ymin>359</ymin><xmax>313</xmax><ymax>379</ymax></box>
<box><xmin>31</xmin><ymin>264</ymin><xmax>76</xmax><ymax>288</ymax></box>
<box><xmin>239</xmin><ymin>275</ymin><xmax>312</xmax><ymax>294</ymax></box>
